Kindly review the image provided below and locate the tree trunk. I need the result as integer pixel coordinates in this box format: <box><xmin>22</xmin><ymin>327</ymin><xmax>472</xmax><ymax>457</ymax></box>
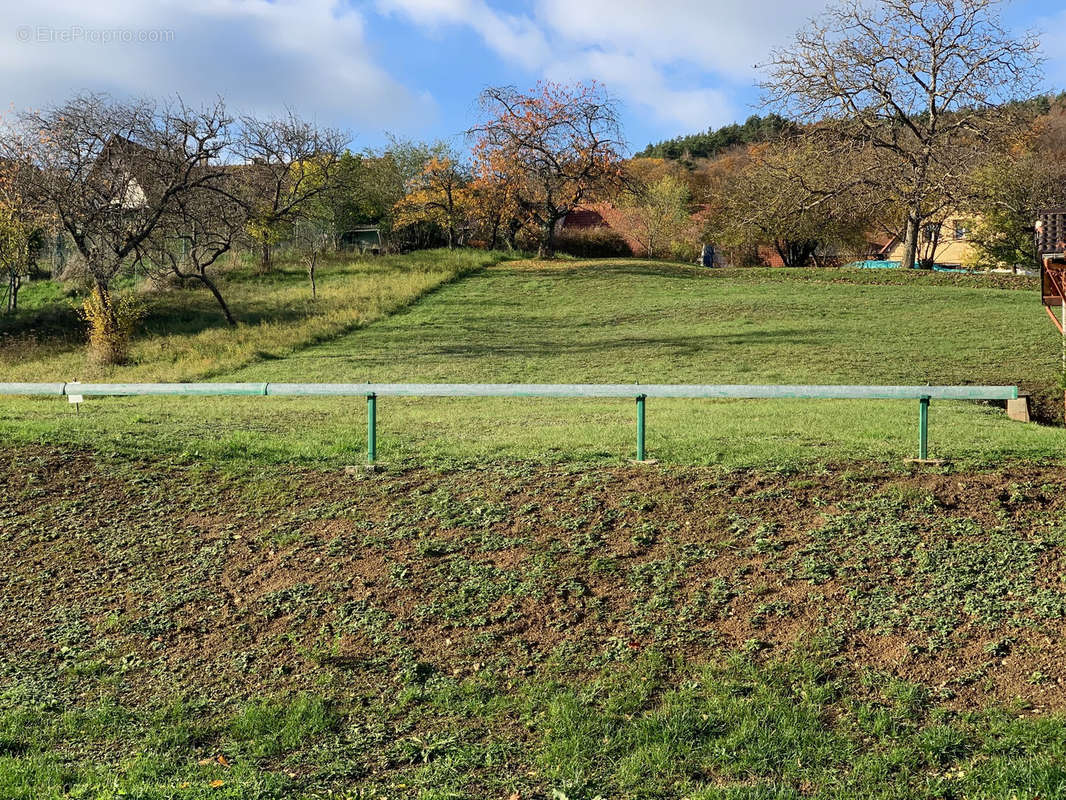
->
<box><xmin>775</xmin><ymin>239</ymin><xmax>816</xmax><ymax>268</ymax></box>
<box><xmin>538</xmin><ymin>218</ymin><xmax>557</xmax><ymax>259</ymax></box>
<box><xmin>774</xmin><ymin>239</ymin><xmax>792</xmax><ymax>268</ymax></box>
<box><xmin>5</xmin><ymin>272</ymin><xmax>18</xmax><ymax>314</ymax></box>
<box><xmin>488</xmin><ymin>216</ymin><xmax>501</xmax><ymax>251</ymax></box>
<box><xmin>900</xmin><ymin>211</ymin><xmax>920</xmax><ymax>269</ymax></box>
<box><xmin>506</xmin><ymin>219</ymin><xmax>520</xmax><ymax>251</ymax></box>
<box><xmin>95</xmin><ymin>280</ymin><xmax>116</xmax><ymax>329</ymax></box>
<box><xmin>306</xmin><ymin>253</ymin><xmax>317</xmax><ymax>300</ymax></box>
<box><xmin>446</xmin><ymin>227</ymin><xmax>455</xmax><ymax>250</ymax></box>
<box><xmin>919</xmin><ymin>226</ymin><xmax>941</xmax><ymax>270</ymax></box>
<box><xmin>259</xmin><ymin>242</ymin><xmax>271</xmax><ymax>273</ymax></box>
<box><xmin>193</xmin><ymin>274</ymin><xmax>237</xmax><ymax>326</ymax></box>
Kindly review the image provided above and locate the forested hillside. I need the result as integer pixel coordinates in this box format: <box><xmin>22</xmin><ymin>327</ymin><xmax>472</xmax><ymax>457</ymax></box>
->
<box><xmin>636</xmin><ymin>113</ymin><xmax>795</xmax><ymax>161</ymax></box>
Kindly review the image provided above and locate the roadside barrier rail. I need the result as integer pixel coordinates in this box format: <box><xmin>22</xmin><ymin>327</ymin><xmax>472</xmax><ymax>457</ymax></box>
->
<box><xmin>0</xmin><ymin>382</ymin><xmax>1019</xmax><ymax>463</ymax></box>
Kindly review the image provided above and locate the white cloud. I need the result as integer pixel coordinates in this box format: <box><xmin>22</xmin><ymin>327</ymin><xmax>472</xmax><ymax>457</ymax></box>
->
<box><xmin>376</xmin><ymin>0</ymin><xmax>827</xmax><ymax>133</ymax></box>
<box><xmin>0</xmin><ymin>0</ymin><xmax>433</xmax><ymax>132</ymax></box>
<box><xmin>543</xmin><ymin>50</ymin><xmax>734</xmax><ymax>134</ymax></box>
<box><xmin>537</xmin><ymin>0</ymin><xmax>825</xmax><ymax>81</ymax></box>
<box><xmin>376</xmin><ymin>0</ymin><xmax>551</xmax><ymax>69</ymax></box>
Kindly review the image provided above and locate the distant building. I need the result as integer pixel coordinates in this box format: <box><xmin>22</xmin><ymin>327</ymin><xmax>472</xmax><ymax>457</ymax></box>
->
<box><xmin>558</xmin><ymin>203</ymin><xmax>639</xmax><ymax>255</ymax></box>
<box><xmin>89</xmin><ymin>135</ymin><xmax>165</xmax><ymax>210</ymax></box>
<box><xmin>340</xmin><ymin>225</ymin><xmax>382</xmax><ymax>253</ymax></box>
<box><xmin>881</xmin><ymin>216</ymin><xmax>976</xmax><ymax>267</ymax></box>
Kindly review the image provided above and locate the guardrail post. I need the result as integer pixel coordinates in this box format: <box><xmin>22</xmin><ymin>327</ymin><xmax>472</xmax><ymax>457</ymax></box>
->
<box><xmin>636</xmin><ymin>394</ymin><xmax>646</xmax><ymax>461</ymax></box>
<box><xmin>367</xmin><ymin>393</ymin><xmax>377</xmax><ymax>463</ymax></box>
<box><xmin>918</xmin><ymin>396</ymin><xmax>929</xmax><ymax>460</ymax></box>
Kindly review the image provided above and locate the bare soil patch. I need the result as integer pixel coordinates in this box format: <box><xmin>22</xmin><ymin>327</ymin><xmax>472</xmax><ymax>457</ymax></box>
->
<box><xmin>3</xmin><ymin>446</ymin><xmax>1066</xmax><ymax>712</ymax></box>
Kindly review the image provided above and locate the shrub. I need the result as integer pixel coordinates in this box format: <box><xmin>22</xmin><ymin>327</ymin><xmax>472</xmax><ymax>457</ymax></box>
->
<box><xmin>555</xmin><ymin>227</ymin><xmax>634</xmax><ymax>258</ymax></box>
<box><xmin>669</xmin><ymin>239</ymin><xmax>700</xmax><ymax>263</ymax></box>
<box><xmin>78</xmin><ymin>288</ymin><xmax>147</xmax><ymax>365</ymax></box>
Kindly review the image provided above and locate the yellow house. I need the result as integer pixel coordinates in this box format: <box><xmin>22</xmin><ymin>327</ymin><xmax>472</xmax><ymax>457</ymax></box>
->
<box><xmin>882</xmin><ymin>217</ymin><xmax>976</xmax><ymax>267</ymax></box>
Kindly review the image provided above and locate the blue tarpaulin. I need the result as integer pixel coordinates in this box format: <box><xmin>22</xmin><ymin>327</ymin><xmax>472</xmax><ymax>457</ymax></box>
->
<box><xmin>846</xmin><ymin>260</ymin><xmax>969</xmax><ymax>273</ymax></box>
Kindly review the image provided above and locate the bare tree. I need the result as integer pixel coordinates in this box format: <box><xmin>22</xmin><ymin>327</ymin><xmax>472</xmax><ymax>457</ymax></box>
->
<box><xmin>137</xmin><ymin>178</ymin><xmax>249</xmax><ymax>325</ymax></box>
<box><xmin>234</xmin><ymin>112</ymin><xmax>347</xmax><ymax>271</ymax></box>
<box><xmin>470</xmin><ymin>82</ymin><xmax>626</xmax><ymax>258</ymax></box>
<box><xmin>291</xmin><ymin>196</ymin><xmax>337</xmax><ymax>301</ymax></box>
<box><xmin>1</xmin><ymin>93</ymin><xmax>231</xmax><ymax>361</ymax></box>
<box><xmin>294</xmin><ymin>220</ymin><xmax>332</xmax><ymax>301</ymax></box>
<box><xmin>762</xmin><ymin>0</ymin><xmax>1042</xmax><ymax>268</ymax></box>
<box><xmin>707</xmin><ymin>141</ymin><xmax>869</xmax><ymax>267</ymax></box>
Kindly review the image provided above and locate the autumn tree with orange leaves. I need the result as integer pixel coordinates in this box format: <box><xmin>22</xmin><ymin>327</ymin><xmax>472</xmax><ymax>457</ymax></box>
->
<box><xmin>468</xmin><ymin>166</ymin><xmax>524</xmax><ymax>250</ymax></box>
<box><xmin>470</xmin><ymin>83</ymin><xmax>626</xmax><ymax>258</ymax></box>
<box><xmin>393</xmin><ymin>154</ymin><xmax>472</xmax><ymax>250</ymax></box>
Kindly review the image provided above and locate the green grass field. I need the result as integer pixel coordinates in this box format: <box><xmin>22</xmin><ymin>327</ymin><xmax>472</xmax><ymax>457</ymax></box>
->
<box><xmin>2</xmin><ymin>257</ymin><xmax>1063</xmax><ymax>469</ymax></box>
<box><xmin>6</xmin><ymin>254</ymin><xmax>1066</xmax><ymax>798</ymax></box>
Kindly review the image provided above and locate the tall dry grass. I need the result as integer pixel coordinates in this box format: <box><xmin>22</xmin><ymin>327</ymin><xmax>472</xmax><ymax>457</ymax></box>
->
<box><xmin>0</xmin><ymin>249</ymin><xmax>507</xmax><ymax>382</ymax></box>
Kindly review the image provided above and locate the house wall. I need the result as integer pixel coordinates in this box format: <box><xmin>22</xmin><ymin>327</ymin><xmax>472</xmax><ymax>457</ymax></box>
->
<box><xmin>883</xmin><ymin>218</ymin><xmax>976</xmax><ymax>266</ymax></box>
<box><xmin>756</xmin><ymin>246</ymin><xmax>785</xmax><ymax>267</ymax></box>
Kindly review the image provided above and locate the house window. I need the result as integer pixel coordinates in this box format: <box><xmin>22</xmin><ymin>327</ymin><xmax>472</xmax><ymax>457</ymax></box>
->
<box><xmin>952</xmin><ymin>221</ymin><xmax>969</xmax><ymax>240</ymax></box>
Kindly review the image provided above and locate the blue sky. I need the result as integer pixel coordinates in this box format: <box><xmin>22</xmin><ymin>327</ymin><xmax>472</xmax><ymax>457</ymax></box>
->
<box><xmin>2</xmin><ymin>0</ymin><xmax>1065</xmax><ymax>154</ymax></box>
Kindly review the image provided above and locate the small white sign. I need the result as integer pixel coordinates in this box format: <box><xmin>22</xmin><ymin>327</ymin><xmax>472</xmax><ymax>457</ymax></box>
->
<box><xmin>68</xmin><ymin>394</ymin><xmax>83</xmax><ymax>404</ymax></box>
<box><xmin>68</xmin><ymin>381</ymin><xmax>82</xmax><ymax>406</ymax></box>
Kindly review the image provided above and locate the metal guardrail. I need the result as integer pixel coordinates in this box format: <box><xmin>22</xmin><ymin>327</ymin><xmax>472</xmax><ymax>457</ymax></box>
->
<box><xmin>0</xmin><ymin>382</ymin><xmax>1019</xmax><ymax>463</ymax></box>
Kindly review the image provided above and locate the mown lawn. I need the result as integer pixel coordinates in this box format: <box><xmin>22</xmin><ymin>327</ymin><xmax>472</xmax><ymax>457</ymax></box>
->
<box><xmin>1</xmin><ymin>258</ymin><xmax>1064</xmax><ymax>469</ymax></box>
<box><xmin>230</xmin><ymin>260</ymin><xmax>1054</xmax><ymax>390</ymax></box>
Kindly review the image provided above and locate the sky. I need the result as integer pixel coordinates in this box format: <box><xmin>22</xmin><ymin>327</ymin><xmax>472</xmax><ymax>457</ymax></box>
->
<box><xmin>2</xmin><ymin>0</ymin><xmax>1066</xmax><ymax>154</ymax></box>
